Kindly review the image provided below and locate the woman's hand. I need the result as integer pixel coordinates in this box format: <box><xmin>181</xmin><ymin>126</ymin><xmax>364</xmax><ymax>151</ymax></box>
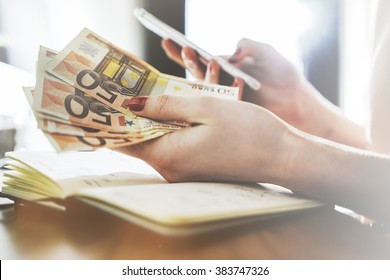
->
<box><xmin>117</xmin><ymin>95</ymin><xmax>293</xmax><ymax>184</ymax></box>
<box><xmin>162</xmin><ymin>38</ymin><xmax>367</xmax><ymax>148</ymax></box>
<box><xmin>161</xmin><ymin>38</ymin><xmax>321</xmax><ymax>132</ymax></box>
<box><xmin>162</xmin><ymin>39</ymin><xmax>207</xmax><ymax>80</ymax></box>
<box><xmin>116</xmin><ymin>95</ymin><xmax>390</xmax><ymax>223</ymax></box>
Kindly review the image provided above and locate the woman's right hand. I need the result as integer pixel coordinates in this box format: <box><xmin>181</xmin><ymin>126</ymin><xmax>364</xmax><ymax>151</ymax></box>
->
<box><xmin>161</xmin><ymin>39</ymin><xmax>210</xmax><ymax>82</ymax></box>
<box><xmin>161</xmin><ymin>38</ymin><xmax>366</xmax><ymax>148</ymax></box>
<box><xmin>161</xmin><ymin>38</ymin><xmax>315</xmax><ymax>132</ymax></box>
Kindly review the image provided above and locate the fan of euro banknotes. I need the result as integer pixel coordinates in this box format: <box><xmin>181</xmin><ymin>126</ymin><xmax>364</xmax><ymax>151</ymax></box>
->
<box><xmin>24</xmin><ymin>28</ymin><xmax>239</xmax><ymax>151</ymax></box>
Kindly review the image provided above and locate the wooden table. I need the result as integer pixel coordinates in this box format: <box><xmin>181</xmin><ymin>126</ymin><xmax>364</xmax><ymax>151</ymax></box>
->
<box><xmin>1</xmin><ymin>198</ymin><xmax>389</xmax><ymax>260</ymax></box>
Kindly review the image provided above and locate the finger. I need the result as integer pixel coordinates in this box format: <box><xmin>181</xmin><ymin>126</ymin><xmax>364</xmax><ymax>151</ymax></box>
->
<box><xmin>229</xmin><ymin>38</ymin><xmax>273</xmax><ymax>63</ymax></box>
<box><xmin>204</xmin><ymin>59</ymin><xmax>220</xmax><ymax>84</ymax></box>
<box><xmin>161</xmin><ymin>39</ymin><xmax>185</xmax><ymax>67</ymax></box>
<box><xmin>114</xmin><ymin>141</ymin><xmax>149</xmax><ymax>159</ymax></box>
<box><xmin>232</xmin><ymin>78</ymin><xmax>244</xmax><ymax>100</ymax></box>
<box><xmin>113</xmin><ymin>135</ymin><xmax>168</xmax><ymax>166</ymax></box>
<box><xmin>182</xmin><ymin>46</ymin><xmax>206</xmax><ymax>80</ymax></box>
<box><xmin>126</xmin><ymin>95</ymin><xmax>210</xmax><ymax>123</ymax></box>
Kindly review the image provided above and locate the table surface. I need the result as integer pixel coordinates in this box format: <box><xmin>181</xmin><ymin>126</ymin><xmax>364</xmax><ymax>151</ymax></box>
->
<box><xmin>1</xmin><ymin>197</ymin><xmax>389</xmax><ymax>260</ymax></box>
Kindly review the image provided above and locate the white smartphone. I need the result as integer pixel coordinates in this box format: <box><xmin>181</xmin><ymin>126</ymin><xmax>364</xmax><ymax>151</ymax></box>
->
<box><xmin>133</xmin><ymin>8</ymin><xmax>261</xmax><ymax>90</ymax></box>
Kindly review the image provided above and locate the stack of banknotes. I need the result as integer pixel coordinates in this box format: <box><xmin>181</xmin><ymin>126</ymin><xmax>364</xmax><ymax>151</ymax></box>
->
<box><xmin>24</xmin><ymin>28</ymin><xmax>239</xmax><ymax>151</ymax></box>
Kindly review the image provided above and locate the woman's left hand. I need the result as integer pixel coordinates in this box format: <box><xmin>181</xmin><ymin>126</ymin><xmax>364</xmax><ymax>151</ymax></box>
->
<box><xmin>115</xmin><ymin>95</ymin><xmax>293</xmax><ymax>184</ymax></box>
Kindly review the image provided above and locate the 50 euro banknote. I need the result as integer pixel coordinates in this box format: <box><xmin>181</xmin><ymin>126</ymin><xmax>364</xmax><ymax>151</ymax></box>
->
<box><xmin>23</xmin><ymin>87</ymin><xmax>171</xmax><ymax>151</ymax></box>
<box><xmin>26</xmin><ymin>28</ymin><xmax>240</xmax><ymax>151</ymax></box>
<box><xmin>35</xmin><ymin>46</ymin><xmax>181</xmax><ymax>134</ymax></box>
<box><xmin>45</xmin><ymin>28</ymin><xmax>239</xmax><ymax>117</ymax></box>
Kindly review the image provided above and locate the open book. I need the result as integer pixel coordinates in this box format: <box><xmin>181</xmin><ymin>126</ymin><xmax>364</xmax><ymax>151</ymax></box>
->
<box><xmin>0</xmin><ymin>150</ymin><xmax>321</xmax><ymax>235</ymax></box>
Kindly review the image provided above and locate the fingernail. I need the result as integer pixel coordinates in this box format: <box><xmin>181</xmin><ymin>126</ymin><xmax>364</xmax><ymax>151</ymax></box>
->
<box><xmin>184</xmin><ymin>58</ymin><xmax>196</xmax><ymax>70</ymax></box>
<box><xmin>229</xmin><ymin>48</ymin><xmax>242</xmax><ymax>63</ymax></box>
<box><xmin>207</xmin><ymin>60</ymin><xmax>218</xmax><ymax>74</ymax></box>
<box><xmin>127</xmin><ymin>97</ymin><xmax>148</xmax><ymax>112</ymax></box>
<box><xmin>207</xmin><ymin>62</ymin><xmax>213</xmax><ymax>73</ymax></box>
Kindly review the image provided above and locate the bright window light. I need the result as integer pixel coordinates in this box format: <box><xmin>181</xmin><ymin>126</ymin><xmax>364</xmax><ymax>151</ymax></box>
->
<box><xmin>186</xmin><ymin>0</ymin><xmax>312</xmax><ymax>70</ymax></box>
<box><xmin>187</xmin><ymin>0</ymin><xmax>377</xmax><ymax>127</ymax></box>
<box><xmin>339</xmin><ymin>0</ymin><xmax>377</xmax><ymax>126</ymax></box>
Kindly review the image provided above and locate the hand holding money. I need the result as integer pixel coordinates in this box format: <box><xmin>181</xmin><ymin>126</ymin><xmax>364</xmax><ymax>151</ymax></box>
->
<box><xmin>25</xmin><ymin>28</ymin><xmax>239</xmax><ymax>151</ymax></box>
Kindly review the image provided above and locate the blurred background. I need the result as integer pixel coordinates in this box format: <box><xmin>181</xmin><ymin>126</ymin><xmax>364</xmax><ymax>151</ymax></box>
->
<box><xmin>0</xmin><ymin>0</ymin><xmax>377</xmax><ymax>156</ymax></box>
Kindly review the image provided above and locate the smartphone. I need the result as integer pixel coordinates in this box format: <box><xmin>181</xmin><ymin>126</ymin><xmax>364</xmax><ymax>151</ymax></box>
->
<box><xmin>133</xmin><ymin>8</ymin><xmax>261</xmax><ymax>90</ymax></box>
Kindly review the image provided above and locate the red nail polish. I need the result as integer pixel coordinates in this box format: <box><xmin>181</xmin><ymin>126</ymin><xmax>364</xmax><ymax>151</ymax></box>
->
<box><xmin>127</xmin><ymin>97</ymin><xmax>148</xmax><ymax>112</ymax></box>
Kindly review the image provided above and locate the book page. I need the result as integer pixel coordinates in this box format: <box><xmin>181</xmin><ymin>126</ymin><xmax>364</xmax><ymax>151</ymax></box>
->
<box><xmin>75</xmin><ymin>182</ymin><xmax>321</xmax><ymax>226</ymax></box>
<box><xmin>0</xmin><ymin>170</ymin><xmax>14</xmax><ymax>207</ymax></box>
<box><xmin>4</xmin><ymin>149</ymin><xmax>164</xmax><ymax>198</ymax></box>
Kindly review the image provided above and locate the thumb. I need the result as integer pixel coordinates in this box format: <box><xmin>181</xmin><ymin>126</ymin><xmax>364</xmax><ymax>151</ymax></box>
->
<box><xmin>126</xmin><ymin>95</ymin><xmax>206</xmax><ymax>123</ymax></box>
<box><xmin>229</xmin><ymin>38</ymin><xmax>273</xmax><ymax>63</ymax></box>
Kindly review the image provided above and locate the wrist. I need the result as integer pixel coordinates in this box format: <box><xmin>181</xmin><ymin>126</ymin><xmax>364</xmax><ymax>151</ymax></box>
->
<box><xmin>297</xmin><ymin>80</ymin><xmax>367</xmax><ymax>148</ymax></box>
<box><xmin>295</xmin><ymin>80</ymin><xmax>332</xmax><ymax>137</ymax></box>
<box><xmin>279</xmin><ymin>127</ymin><xmax>390</xmax><ymax>222</ymax></box>
<box><xmin>279</xmin><ymin>129</ymin><xmax>304</xmax><ymax>189</ymax></box>
<box><xmin>263</xmin><ymin>123</ymin><xmax>306</xmax><ymax>188</ymax></box>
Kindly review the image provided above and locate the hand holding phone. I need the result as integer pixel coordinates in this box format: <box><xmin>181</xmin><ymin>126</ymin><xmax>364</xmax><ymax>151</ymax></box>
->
<box><xmin>134</xmin><ymin>8</ymin><xmax>261</xmax><ymax>90</ymax></box>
